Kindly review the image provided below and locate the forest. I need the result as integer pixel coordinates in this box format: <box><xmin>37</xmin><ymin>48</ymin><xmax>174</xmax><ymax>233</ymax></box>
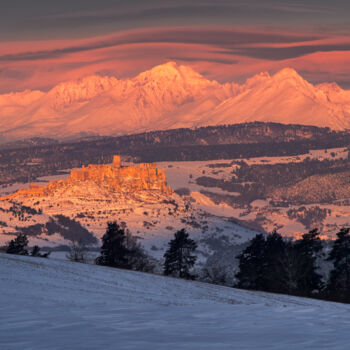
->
<box><xmin>1</xmin><ymin>122</ymin><xmax>350</xmax><ymax>185</ymax></box>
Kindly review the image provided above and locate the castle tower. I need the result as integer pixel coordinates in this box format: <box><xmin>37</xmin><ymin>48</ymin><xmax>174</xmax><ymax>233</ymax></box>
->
<box><xmin>113</xmin><ymin>155</ymin><xmax>122</xmax><ymax>168</ymax></box>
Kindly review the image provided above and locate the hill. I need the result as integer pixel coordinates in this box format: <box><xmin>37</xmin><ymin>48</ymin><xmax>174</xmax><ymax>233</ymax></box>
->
<box><xmin>1</xmin><ymin>253</ymin><xmax>349</xmax><ymax>349</ymax></box>
<box><xmin>0</xmin><ymin>156</ymin><xmax>256</xmax><ymax>254</ymax></box>
<box><xmin>1</xmin><ymin>62</ymin><xmax>350</xmax><ymax>141</ymax></box>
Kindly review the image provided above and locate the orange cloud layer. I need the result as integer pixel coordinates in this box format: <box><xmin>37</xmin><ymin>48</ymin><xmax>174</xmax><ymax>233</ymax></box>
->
<box><xmin>1</xmin><ymin>26</ymin><xmax>350</xmax><ymax>93</ymax></box>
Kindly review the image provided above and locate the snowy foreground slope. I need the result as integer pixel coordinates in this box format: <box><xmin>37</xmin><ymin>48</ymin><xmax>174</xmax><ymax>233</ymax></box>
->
<box><xmin>1</xmin><ymin>254</ymin><xmax>350</xmax><ymax>350</ymax></box>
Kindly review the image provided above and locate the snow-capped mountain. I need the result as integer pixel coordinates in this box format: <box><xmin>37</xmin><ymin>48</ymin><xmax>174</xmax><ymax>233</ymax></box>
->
<box><xmin>1</xmin><ymin>62</ymin><xmax>350</xmax><ymax>141</ymax></box>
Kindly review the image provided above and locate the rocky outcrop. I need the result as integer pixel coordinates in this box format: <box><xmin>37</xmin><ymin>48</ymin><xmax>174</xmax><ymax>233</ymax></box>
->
<box><xmin>1</xmin><ymin>156</ymin><xmax>172</xmax><ymax>200</ymax></box>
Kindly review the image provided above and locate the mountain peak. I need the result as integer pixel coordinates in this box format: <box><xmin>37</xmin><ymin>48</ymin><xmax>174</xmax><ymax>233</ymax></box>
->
<box><xmin>136</xmin><ymin>62</ymin><xmax>180</xmax><ymax>81</ymax></box>
<box><xmin>317</xmin><ymin>82</ymin><xmax>342</xmax><ymax>93</ymax></box>
<box><xmin>273</xmin><ymin>68</ymin><xmax>304</xmax><ymax>82</ymax></box>
<box><xmin>47</xmin><ymin>75</ymin><xmax>118</xmax><ymax>110</ymax></box>
<box><xmin>135</xmin><ymin>61</ymin><xmax>206</xmax><ymax>84</ymax></box>
<box><xmin>49</xmin><ymin>75</ymin><xmax>118</xmax><ymax>95</ymax></box>
<box><xmin>243</xmin><ymin>71</ymin><xmax>271</xmax><ymax>89</ymax></box>
<box><xmin>1</xmin><ymin>63</ymin><xmax>350</xmax><ymax>140</ymax></box>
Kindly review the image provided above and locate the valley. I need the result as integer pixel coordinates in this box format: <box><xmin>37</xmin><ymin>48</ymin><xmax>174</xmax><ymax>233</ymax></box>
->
<box><xmin>0</xmin><ymin>122</ymin><xmax>349</xmax><ymax>269</ymax></box>
<box><xmin>160</xmin><ymin>146</ymin><xmax>350</xmax><ymax>239</ymax></box>
<box><xmin>0</xmin><ymin>155</ymin><xmax>257</xmax><ymax>266</ymax></box>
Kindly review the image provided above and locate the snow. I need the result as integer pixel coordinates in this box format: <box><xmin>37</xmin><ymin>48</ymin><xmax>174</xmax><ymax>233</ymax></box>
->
<box><xmin>1</xmin><ymin>146</ymin><xmax>349</xmax><ymax>250</ymax></box>
<box><xmin>158</xmin><ymin>152</ymin><xmax>350</xmax><ymax>239</ymax></box>
<box><xmin>0</xmin><ymin>159</ymin><xmax>259</xmax><ymax>257</ymax></box>
<box><xmin>1</xmin><ymin>253</ymin><xmax>350</xmax><ymax>350</ymax></box>
<box><xmin>1</xmin><ymin>63</ymin><xmax>350</xmax><ymax>141</ymax></box>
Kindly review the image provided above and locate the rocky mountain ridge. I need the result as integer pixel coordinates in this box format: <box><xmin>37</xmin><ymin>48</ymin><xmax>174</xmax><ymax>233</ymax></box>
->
<box><xmin>1</xmin><ymin>62</ymin><xmax>350</xmax><ymax>142</ymax></box>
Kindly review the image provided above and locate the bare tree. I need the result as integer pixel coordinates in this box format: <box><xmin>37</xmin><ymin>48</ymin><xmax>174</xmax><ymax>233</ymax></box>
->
<box><xmin>66</xmin><ymin>240</ymin><xmax>89</xmax><ymax>263</ymax></box>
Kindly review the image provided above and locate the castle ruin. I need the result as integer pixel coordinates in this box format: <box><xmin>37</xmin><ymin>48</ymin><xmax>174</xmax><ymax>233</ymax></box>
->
<box><xmin>1</xmin><ymin>156</ymin><xmax>172</xmax><ymax>200</ymax></box>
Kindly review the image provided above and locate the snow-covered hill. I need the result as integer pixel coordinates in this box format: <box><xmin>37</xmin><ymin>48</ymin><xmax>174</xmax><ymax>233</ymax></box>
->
<box><xmin>1</xmin><ymin>253</ymin><xmax>349</xmax><ymax>349</ymax></box>
<box><xmin>0</xmin><ymin>181</ymin><xmax>256</xmax><ymax>263</ymax></box>
<box><xmin>1</xmin><ymin>62</ymin><xmax>350</xmax><ymax>141</ymax></box>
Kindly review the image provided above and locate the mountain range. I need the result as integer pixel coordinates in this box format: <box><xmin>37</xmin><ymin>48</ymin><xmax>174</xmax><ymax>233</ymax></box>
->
<box><xmin>1</xmin><ymin>62</ymin><xmax>350</xmax><ymax>142</ymax></box>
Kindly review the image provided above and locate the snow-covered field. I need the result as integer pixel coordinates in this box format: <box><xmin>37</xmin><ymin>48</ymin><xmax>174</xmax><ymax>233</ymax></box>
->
<box><xmin>1</xmin><ymin>253</ymin><xmax>350</xmax><ymax>350</ymax></box>
<box><xmin>1</xmin><ymin>145</ymin><xmax>349</xmax><ymax>251</ymax></box>
<box><xmin>157</xmin><ymin>148</ymin><xmax>350</xmax><ymax>239</ymax></box>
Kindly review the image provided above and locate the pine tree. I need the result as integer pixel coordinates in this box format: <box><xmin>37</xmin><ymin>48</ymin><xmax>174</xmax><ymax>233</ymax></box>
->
<box><xmin>235</xmin><ymin>232</ymin><xmax>303</xmax><ymax>295</ymax></box>
<box><xmin>95</xmin><ymin>222</ymin><xmax>131</xmax><ymax>269</ymax></box>
<box><xmin>163</xmin><ymin>229</ymin><xmax>197</xmax><ymax>279</ymax></box>
<box><xmin>235</xmin><ymin>234</ymin><xmax>267</xmax><ymax>290</ymax></box>
<box><xmin>327</xmin><ymin>228</ymin><xmax>350</xmax><ymax>302</ymax></box>
<box><xmin>6</xmin><ymin>234</ymin><xmax>29</xmax><ymax>255</ymax></box>
<box><xmin>294</xmin><ymin>228</ymin><xmax>323</xmax><ymax>296</ymax></box>
<box><xmin>281</xmin><ymin>241</ymin><xmax>300</xmax><ymax>295</ymax></box>
<box><xmin>95</xmin><ymin>221</ymin><xmax>153</xmax><ymax>271</ymax></box>
<box><xmin>263</xmin><ymin>231</ymin><xmax>289</xmax><ymax>293</ymax></box>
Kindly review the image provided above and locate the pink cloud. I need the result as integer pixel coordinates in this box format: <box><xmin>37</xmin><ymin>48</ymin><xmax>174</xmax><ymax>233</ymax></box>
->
<box><xmin>0</xmin><ymin>26</ymin><xmax>349</xmax><ymax>93</ymax></box>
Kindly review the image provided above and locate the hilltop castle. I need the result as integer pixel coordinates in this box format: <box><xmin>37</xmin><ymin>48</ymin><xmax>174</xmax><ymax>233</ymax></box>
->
<box><xmin>1</xmin><ymin>156</ymin><xmax>172</xmax><ymax>200</ymax></box>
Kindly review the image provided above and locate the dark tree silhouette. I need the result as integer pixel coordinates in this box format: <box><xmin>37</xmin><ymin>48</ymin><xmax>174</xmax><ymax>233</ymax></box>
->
<box><xmin>163</xmin><ymin>229</ymin><xmax>197</xmax><ymax>279</ymax></box>
<box><xmin>31</xmin><ymin>245</ymin><xmax>51</xmax><ymax>258</ymax></box>
<box><xmin>124</xmin><ymin>232</ymin><xmax>155</xmax><ymax>273</ymax></box>
<box><xmin>6</xmin><ymin>234</ymin><xmax>29</xmax><ymax>255</ymax></box>
<box><xmin>96</xmin><ymin>221</ymin><xmax>154</xmax><ymax>272</ymax></box>
<box><xmin>31</xmin><ymin>245</ymin><xmax>41</xmax><ymax>257</ymax></box>
<box><xmin>327</xmin><ymin>228</ymin><xmax>350</xmax><ymax>302</ymax></box>
<box><xmin>235</xmin><ymin>234</ymin><xmax>267</xmax><ymax>290</ymax></box>
<box><xmin>263</xmin><ymin>231</ymin><xmax>290</xmax><ymax>293</ymax></box>
<box><xmin>235</xmin><ymin>230</ymin><xmax>323</xmax><ymax>297</ymax></box>
<box><xmin>294</xmin><ymin>228</ymin><xmax>323</xmax><ymax>296</ymax></box>
<box><xmin>96</xmin><ymin>222</ymin><xmax>131</xmax><ymax>269</ymax></box>
<box><xmin>281</xmin><ymin>241</ymin><xmax>300</xmax><ymax>295</ymax></box>
<box><xmin>66</xmin><ymin>240</ymin><xmax>89</xmax><ymax>263</ymax></box>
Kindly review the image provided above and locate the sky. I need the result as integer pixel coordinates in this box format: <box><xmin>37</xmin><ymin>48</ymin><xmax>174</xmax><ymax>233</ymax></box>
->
<box><xmin>1</xmin><ymin>0</ymin><xmax>350</xmax><ymax>93</ymax></box>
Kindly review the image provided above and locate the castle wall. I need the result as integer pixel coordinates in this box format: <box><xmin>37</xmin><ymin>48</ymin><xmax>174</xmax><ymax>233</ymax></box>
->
<box><xmin>0</xmin><ymin>155</ymin><xmax>172</xmax><ymax>200</ymax></box>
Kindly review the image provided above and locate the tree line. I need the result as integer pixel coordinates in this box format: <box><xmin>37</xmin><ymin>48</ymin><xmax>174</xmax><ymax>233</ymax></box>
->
<box><xmin>94</xmin><ymin>222</ymin><xmax>197</xmax><ymax>279</ymax></box>
<box><xmin>4</xmin><ymin>221</ymin><xmax>197</xmax><ymax>280</ymax></box>
<box><xmin>235</xmin><ymin>228</ymin><xmax>350</xmax><ymax>303</ymax></box>
<box><xmin>5</xmin><ymin>233</ymin><xmax>50</xmax><ymax>258</ymax></box>
<box><xmin>5</xmin><ymin>223</ymin><xmax>350</xmax><ymax>304</ymax></box>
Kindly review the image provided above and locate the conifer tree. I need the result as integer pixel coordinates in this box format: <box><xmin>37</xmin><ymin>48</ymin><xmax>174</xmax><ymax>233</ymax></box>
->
<box><xmin>236</xmin><ymin>232</ymin><xmax>304</xmax><ymax>295</ymax></box>
<box><xmin>235</xmin><ymin>234</ymin><xmax>267</xmax><ymax>290</ymax></box>
<box><xmin>294</xmin><ymin>228</ymin><xmax>323</xmax><ymax>296</ymax></box>
<box><xmin>96</xmin><ymin>221</ymin><xmax>154</xmax><ymax>272</ymax></box>
<box><xmin>6</xmin><ymin>234</ymin><xmax>29</xmax><ymax>255</ymax></box>
<box><xmin>281</xmin><ymin>241</ymin><xmax>300</xmax><ymax>295</ymax></box>
<box><xmin>96</xmin><ymin>222</ymin><xmax>131</xmax><ymax>269</ymax></box>
<box><xmin>263</xmin><ymin>231</ymin><xmax>289</xmax><ymax>293</ymax></box>
<box><xmin>163</xmin><ymin>229</ymin><xmax>197</xmax><ymax>279</ymax></box>
<box><xmin>327</xmin><ymin>228</ymin><xmax>350</xmax><ymax>302</ymax></box>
